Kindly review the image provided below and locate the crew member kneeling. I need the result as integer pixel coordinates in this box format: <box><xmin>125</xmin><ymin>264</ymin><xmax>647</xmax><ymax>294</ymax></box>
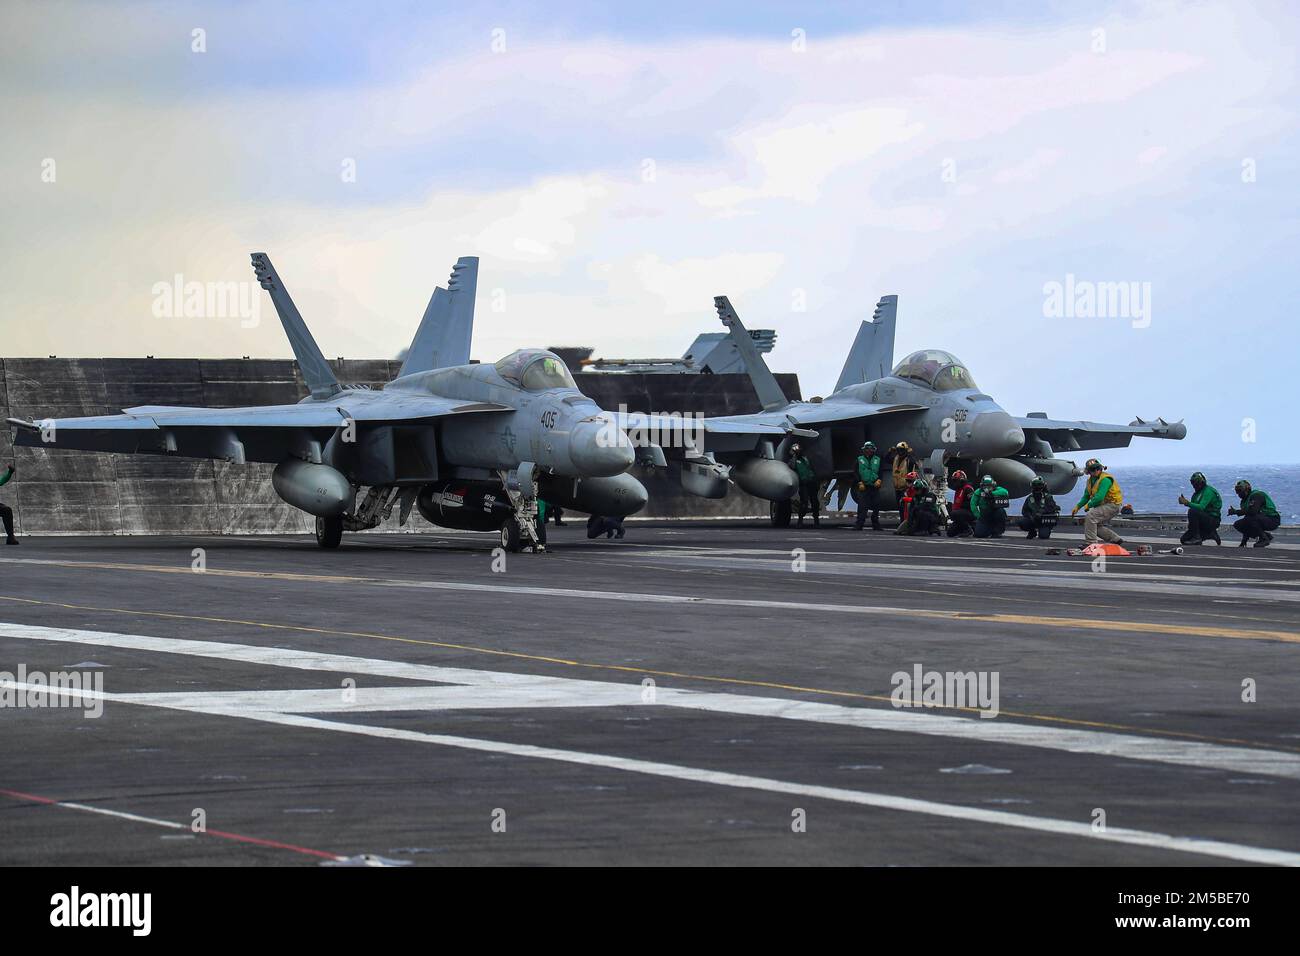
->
<box><xmin>905</xmin><ymin>478</ymin><xmax>943</xmax><ymax>536</ymax></box>
<box><xmin>1017</xmin><ymin>477</ymin><xmax>1059</xmax><ymax>539</ymax></box>
<box><xmin>1228</xmin><ymin>479</ymin><xmax>1280</xmax><ymax>548</ymax></box>
<box><xmin>946</xmin><ymin>469</ymin><xmax>975</xmax><ymax>537</ymax></box>
<box><xmin>972</xmin><ymin>475</ymin><xmax>1010</xmax><ymax>538</ymax></box>
<box><xmin>1178</xmin><ymin>472</ymin><xmax>1222</xmax><ymax>546</ymax></box>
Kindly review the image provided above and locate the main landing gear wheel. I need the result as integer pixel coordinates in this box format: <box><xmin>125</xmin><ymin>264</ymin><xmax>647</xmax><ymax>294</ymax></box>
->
<box><xmin>770</xmin><ymin>499</ymin><xmax>792</xmax><ymax>528</ymax></box>
<box><xmin>316</xmin><ymin>515</ymin><xmax>343</xmax><ymax>549</ymax></box>
<box><xmin>500</xmin><ymin>520</ymin><xmax>522</xmax><ymax>553</ymax></box>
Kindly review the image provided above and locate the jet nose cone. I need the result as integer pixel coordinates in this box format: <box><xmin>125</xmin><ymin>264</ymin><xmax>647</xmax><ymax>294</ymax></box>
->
<box><xmin>569</xmin><ymin>419</ymin><xmax>635</xmax><ymax>477</ymax></box>
<box><xmin>970</xmin><ymin>411</ymin><xmax>1025</xmax><ymax>457</ymax></box>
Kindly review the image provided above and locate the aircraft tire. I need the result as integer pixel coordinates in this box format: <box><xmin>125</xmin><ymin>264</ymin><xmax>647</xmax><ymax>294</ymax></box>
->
<box><xmin>770</xmin><ymin>499</ymin><xmax>792</xmax><ymax>528</ymax></box>
<box><xmin>500</xmin><ymin>519</ymin><xmax>522</xmax><ymax>553</ymax></box>
<box><xmin>316</xmin><ymin>515</ymin><xmax>343</xmax><ymax>549</ymax></box>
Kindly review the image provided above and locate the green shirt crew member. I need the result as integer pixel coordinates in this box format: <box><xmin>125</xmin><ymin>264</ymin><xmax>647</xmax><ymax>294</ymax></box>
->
<box><xmin>853</xmin><ymin>441</ymin><xmax>883</xmax><ymax>531</ymax></box>
<box><xmin>789</xmin><ymin>443</ymin><xmax>821</xmax><ymax>527</ymax></box>
<box><xmin>1178</xmin><ymin>472</ymin><xmax>1222</xmax><ymax>546</ymax></box>
<box><xmin>971</xmin><ymin>475</ymin><xmax>1009</xmax><ymax>538</ymax></box>
<box><xmin>1228</xmin><ymin>480</ymin><xmax>1280</xmax><ymax>548</ymax></box>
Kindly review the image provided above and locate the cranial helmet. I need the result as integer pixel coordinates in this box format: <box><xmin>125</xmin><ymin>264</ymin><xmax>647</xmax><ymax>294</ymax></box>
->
<box><xmin>1235</xmin><ymin>479</ymin><xmax>1252</xmax><ymax>497</ymax></box>
<box><xmin>981</xmin><ymin>475</ymin><xmax>995</xmax><ymax>486</ymax></box>
<box><xmin>951</xmin><ymin>469</ymin><xmax>967</xmax><ymax>483</ymax></box>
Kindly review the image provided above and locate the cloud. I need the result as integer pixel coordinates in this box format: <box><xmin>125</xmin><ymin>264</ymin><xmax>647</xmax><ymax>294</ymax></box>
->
<box><xmin>0</xmin><ymin>0</ymin><xmax>1297</xmax><ymax>466</ymax></box>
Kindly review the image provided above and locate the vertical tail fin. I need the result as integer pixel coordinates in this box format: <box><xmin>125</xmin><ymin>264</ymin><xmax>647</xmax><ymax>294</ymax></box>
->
<box><xmin>714</xmin><ymin>295</ymin><xmax>788</xmax><ymax>411</ymax></box>
<box><xmin>250</xmin><ymin>252</ymin><xmax>341</xmax><ymax>398</ymax></box>
<box><xmin>833</xmin><ymin>294</ymin><xmax>898</xmax><ymax>393</ymax></box>
<box><xmin>399</xmin><ymin>256</ymin><xmax>479</xmax><ymax>377</ymax></box>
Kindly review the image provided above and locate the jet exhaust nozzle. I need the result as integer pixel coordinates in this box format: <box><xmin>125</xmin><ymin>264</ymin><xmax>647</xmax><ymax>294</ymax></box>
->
<box><xmin>272</xmin><ymin>459</ymin><xmax>352</xmax><ymax>517</ymax></box>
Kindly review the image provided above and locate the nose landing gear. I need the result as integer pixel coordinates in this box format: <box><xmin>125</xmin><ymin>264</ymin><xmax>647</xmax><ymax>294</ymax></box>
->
<box><xmin>497</xmin><ymin>464</ymin><xmax>546</xmax><ymax>553</ymax></box>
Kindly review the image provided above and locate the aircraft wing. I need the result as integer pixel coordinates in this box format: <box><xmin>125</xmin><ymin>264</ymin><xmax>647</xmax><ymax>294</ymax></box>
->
<box><xmin>8</xmin><ymin>396</ymin><xmax>509</xmax><ymax>461</ymax></box>
<box><xmin>1016</xmin><ymin>414</ymin><xmax>1187</xmax><ymax>452</ymax></box>
<box><xmin>604</xmin><ymin>409</ymin><xmax>793</xmax><ymax>439</ymax></box>
<box><xmin>787</xmin><ymin>401</ymin><xmax>926</xmax><ymax>427</ymax></box>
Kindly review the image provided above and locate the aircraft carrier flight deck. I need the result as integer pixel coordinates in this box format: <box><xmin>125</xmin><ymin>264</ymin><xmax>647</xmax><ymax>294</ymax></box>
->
<box><xmin>1</xmin><ymin>519</ymin><xmax>1296</xmax><ymax>867</ymax></box>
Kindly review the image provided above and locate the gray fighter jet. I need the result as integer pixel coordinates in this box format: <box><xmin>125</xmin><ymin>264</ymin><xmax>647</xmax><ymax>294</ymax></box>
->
<box><xmin>7</xmin><ymin>254</ymin><xmax>645</xmax><ymax>551</ymax></box>
<box><xmin>648</xmin><ymin>295</ymin><xmax>1185</xmax><ymax>524</ymax></box>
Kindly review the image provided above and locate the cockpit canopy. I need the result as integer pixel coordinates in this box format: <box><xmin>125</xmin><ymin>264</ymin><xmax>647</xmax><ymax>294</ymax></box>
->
<box><xmin>891</xmin><ymin>349</ymin><xmax>978</xmax><ymax>391</ymax></box>
<box><xmin>494</xmin><ymin>349</ymin><xmax>576</xmax><ymax>390</ymax></box>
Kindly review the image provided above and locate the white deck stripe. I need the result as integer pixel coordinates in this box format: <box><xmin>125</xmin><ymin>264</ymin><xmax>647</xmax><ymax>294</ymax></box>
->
<box><xmin>189</xmin><ymin>710</ymin><xmax>1300</xmax><ymax>867</ymax></box>
<box><xmin>4</xmin><ymin>622</ymin><xmax>1300</xmax><ymax>781</ymax></box>
<box><xmin>4</xmin><ymin>621</ymin><xmax>1299</xmax><ymax>865</ymax></box>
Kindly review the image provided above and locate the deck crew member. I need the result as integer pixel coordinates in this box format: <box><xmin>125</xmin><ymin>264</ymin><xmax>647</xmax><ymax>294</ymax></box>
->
<box><xmin>946</xmin><ymin>470</ymin><xmax>975</xmax><ymax>538</ymax></box>
<box><xmin>1072</xmin><ymin>459</ymin><xmax>1124</xmax><ymax>545</ymax></box>
<box><xmin>853</xmin><ymin>441</ymin><xmax>883</xmax><ymax>531</ymax></box>
<box><xmin>883</xmin><ymin>441</ymin><xmax>920</xmax><ymax>499</ymax></box>
<box><xmin>1017</xmin><ymin>477</ymin><xmax>1060</xmax><ymax>539</ymax></box>
<box><xmin>0</xmin><ymin>464</ymin><xmax>17</xmax><ymax>545</ymax></box>
<box><xmin>905</xmin><ymin>478</ymin><xmax>943</xmax><ymax>536</ymax></box>
<box><xmin>1178</xmin><ymin>472</ymin><xmax>1222</xmax><ymax>546</ymax></box>
<box><xmin>972</xmin><ymin>475</ymin><xmax>1010</xmax><ymax>538</ymax></box>
<box><xmin>789</xmin><ymin>443</ymin><xmax>820</xmax><ymax>528</ymax></box>
<box><xmin>1228</xmin><ymin>479</ymin><xmax>1280</xmax><ymax>548</ymax></box>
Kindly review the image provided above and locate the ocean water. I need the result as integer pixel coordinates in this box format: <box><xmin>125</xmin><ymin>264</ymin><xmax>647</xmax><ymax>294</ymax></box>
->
<box><xmin>1079</xmin><ymin>464</ymin><xmax>1298</xmax><ymax>522</ymax></box>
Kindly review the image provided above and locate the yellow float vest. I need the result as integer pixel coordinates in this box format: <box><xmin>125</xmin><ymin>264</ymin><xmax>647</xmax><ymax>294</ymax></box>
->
<box><xmin>1086</xmin><ymin>471</ymin><xmax>1123</xmax><ymax>506</ymax></box>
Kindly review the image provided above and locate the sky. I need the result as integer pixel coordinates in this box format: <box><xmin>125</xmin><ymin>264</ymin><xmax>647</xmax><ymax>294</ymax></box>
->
<box><xmin>1</xmin><ymin>0</ymin><xmax>1297</xmax><ymax>466</ymax></box>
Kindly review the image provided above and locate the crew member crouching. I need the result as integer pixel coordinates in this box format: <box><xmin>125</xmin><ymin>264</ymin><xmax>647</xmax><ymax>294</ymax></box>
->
<box><xmin>972</xmin><ymin>475</ymin><xmax>1010</xmax><ymax>538</ymax></box>
<box><xmin>1178</xmin><ymin>472</ymin><xmax>1222</xmax><ymax>546</ymax></box>
<box><xmin>1017</xmin><ymin>477</ymin><xmax>1060</xmax><ymax>539</ymax></box>
<box><xmin>1228</xmin><ymin>480</ymin><xmax>1280</xmax><ymax>548</ymax></box>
